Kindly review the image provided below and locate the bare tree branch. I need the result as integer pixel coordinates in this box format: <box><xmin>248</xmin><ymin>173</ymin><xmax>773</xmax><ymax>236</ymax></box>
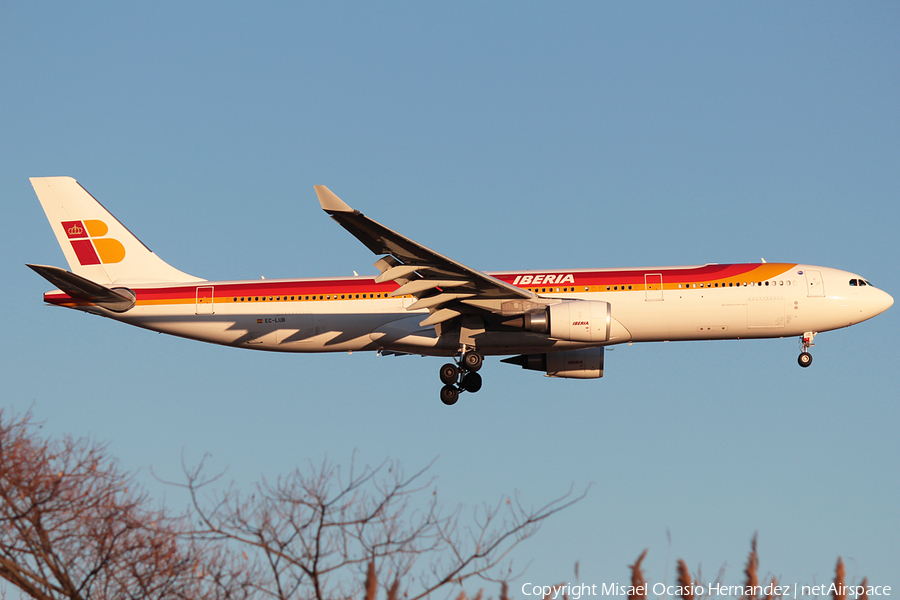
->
<box><xmin>0</xmin><ymin>410</ymin><xmax>252</xmax><ymax>600</ymax></box>
<box><xmin>176</xmin><ymin>455</ymin><xmax>587</xmax><ymax>600</ymax></box>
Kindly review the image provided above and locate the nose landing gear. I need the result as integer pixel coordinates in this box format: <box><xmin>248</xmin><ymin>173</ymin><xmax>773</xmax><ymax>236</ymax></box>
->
<box><xmin>438</xmin><ymin>349</ymin><xmax>484</xmax><ymax>405</ymax></box>
<box><xmin>798</xmin><ymin>332</ymin><xmax>816</xmax><ymax>368</ymax></box>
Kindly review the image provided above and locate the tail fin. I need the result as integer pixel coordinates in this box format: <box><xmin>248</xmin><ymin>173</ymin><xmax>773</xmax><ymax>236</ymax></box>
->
<box><xmin>30</xmin><ymin>177</ymin><xmax>203</xmax><ymax>284</ymax></box>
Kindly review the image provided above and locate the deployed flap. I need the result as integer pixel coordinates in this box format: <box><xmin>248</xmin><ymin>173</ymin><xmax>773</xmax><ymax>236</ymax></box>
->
<box><xmin>27</xmin><ymin>264</ymin><xmax>136</xmax><ymax>312</ymax></box>
<box><xmin>314</xmin><ymin>186</ymin><xmax>535</xmax><ymax>321</ymax></box>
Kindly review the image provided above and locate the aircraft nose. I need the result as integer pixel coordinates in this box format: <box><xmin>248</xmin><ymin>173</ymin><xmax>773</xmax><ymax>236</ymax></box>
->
<box><xmin>876</xmin><ymin>289</ymin><xmax>894</xmax><ymax>315</ymax></box>
<box><xmin>848</xmin><ymin>287</ymin><xmax>893</xmax><ymax>324</ymax></box>
<box><xmin>862</xmin><ymin>288</ymin><xmax>894</xmax><ymax>320</ymax></box>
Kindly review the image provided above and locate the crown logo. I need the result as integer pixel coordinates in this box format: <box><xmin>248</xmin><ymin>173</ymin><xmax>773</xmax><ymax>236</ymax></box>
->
<box><xmin>61</xmin><ymin>219</ymin><xmax>125</xmax><ymax>265</ymax></box>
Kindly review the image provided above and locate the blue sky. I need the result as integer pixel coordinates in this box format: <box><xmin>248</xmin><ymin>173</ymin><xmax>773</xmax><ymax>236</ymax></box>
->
<box><xmin>3</xmin><ymin>1</ymin><xmax>899</xmax><ymax>592</ymax></box>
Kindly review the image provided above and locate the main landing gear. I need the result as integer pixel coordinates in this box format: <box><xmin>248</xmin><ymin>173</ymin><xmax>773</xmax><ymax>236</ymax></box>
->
<box><xmin>798</xmin><ymin>331</ymin><xmax>816</xmax><ymax>368</ymax></box>
<box><xmin>439</xmin><ymin>350</ymin><xmax>483</xmax><ymax>406</ymax></box>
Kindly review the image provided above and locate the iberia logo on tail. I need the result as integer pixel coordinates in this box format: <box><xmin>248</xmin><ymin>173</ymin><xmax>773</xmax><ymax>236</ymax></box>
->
<box><xmin>61</xmin><ymin>220</ymin><xmax>126</xmax><ymax>265</ymax></box>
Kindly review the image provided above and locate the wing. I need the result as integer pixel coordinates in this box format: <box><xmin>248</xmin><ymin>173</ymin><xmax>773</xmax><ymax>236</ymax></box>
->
<box><xmin>315</xmin><ymin>186</ymin><xmax>537</xmax><ymax>327</ymax></box>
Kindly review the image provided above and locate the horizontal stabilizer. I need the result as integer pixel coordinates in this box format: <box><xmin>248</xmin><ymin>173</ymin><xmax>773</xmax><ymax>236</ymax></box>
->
<box><xmin>27</xmin><ymin>264</ymin><xmax>136</xmax><ymax>312</ymax></box>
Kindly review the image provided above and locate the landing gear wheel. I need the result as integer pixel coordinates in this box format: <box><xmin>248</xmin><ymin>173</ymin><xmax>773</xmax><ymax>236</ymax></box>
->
<box><xmin>462</xmin><ymin>351</ymin><xmax>483</xmax><ymax>372</ymax></box>
<box><xmin>439</xmin><ymin>363</ymin><xmax>460</xmax><ymax>385</ymax></box>
<box><xmin>798</xmin><ymin>332</ymin><xmax>816</xmax><ymax>368</ymax></box>
<box><xmin>440</xmin><ymin>385</ymin><xmax>460</xmax><ymax>406</ymax></box>
<box><xmin>440</xmin><ymin>348</ymin><xmax>483</xmax><ymax>404</ymax></box>
<box><xmin>461</xmin><ymin>372</ymin><xmax>483</xmax><ymax>393</ymax></box>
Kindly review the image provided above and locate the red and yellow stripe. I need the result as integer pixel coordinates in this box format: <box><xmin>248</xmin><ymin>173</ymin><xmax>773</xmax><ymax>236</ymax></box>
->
<box><xmin>42</xmin><ymin>263</ymin><xmax>798</xmax><ymax>308</ymax></box>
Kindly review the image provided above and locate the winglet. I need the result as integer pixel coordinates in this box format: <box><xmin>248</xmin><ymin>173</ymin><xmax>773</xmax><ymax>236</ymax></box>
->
<box><xmin>314</xmin><ymin>185</ymin><xmax>355</xmax><ymax>213</ymax></box>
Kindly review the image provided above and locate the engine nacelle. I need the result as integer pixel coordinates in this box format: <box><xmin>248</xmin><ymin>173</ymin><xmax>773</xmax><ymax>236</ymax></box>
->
<box><xmin>522</xmin><ymin>300</ymin><xmax>611</xmax><ymax>343</ymax></box>
<box><xmin>501</xmin><ymin>347</ymin><xmax>604</xmax><ymax>379</ymax></box>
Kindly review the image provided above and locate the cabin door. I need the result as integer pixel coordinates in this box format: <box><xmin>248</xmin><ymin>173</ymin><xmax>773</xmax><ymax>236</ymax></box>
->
<box><xmin>805</xmin><ymin>270</ymin><xmax>825</xmax><ymax>297</ymax></box>
<box><xmin>644</xmin><ymin>273</ymin><xmax>663</xmax><ymax>301</ymax></box>
<box><xmin>196</xmin><ymin>286</ymin><xmax>215</xmax><ymax>315</ymax></box>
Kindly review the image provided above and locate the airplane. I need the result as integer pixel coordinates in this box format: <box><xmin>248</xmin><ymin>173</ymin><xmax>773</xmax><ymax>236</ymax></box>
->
<box><xmin>28</xmin><ymin>176</ymin><xmax>893</xmax><ymax>405</ymax></box>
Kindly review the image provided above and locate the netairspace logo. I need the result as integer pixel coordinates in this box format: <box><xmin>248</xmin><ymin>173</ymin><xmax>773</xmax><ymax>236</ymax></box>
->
<box><xmin>521</xmin><ymin>582</ymin><xmax>892</xmax><ymax>599</ymax></box>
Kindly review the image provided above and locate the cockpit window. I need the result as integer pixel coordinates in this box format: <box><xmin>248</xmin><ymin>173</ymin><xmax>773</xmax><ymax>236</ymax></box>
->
<box><xmin>849</xmin><ymin>279</ymin><xmax>857</xmax><ymax>286</ymax></box>
<box><xmin>850</xmin><ymin>278</ymin><xmax>875</xmax><ymax>287</ymax></box>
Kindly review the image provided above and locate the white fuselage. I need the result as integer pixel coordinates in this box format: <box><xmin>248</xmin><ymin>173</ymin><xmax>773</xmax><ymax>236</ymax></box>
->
<box><xmin>45</xmin><ymin>263</ymin><xmax>893</xmax><ymax>357</ymax></box>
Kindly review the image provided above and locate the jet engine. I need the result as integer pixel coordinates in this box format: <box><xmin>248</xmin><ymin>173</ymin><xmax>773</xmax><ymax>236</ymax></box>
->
<box><xmin>514</xmin><ymin>300</ymin><xmax>611</xmax><ymax>343</ymax></box>
<box><xmin>501</xmin><ymin>347</ymin><xmax>604</xmax><ymax>379</ymax></box>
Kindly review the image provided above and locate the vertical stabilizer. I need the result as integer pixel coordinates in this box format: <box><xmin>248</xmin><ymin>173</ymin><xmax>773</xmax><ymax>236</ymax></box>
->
<box><xmin>30</xmin><ymin>177</ymin><xmax>204</xmax><ymax>284</ymax></box>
